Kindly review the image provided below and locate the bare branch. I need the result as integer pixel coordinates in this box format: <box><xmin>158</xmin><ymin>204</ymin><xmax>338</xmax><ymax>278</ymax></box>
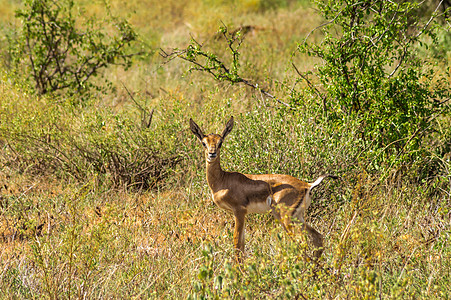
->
<box><xmin>416</xmin><ymin>0</ymin><xmax>445</xmax><ymax>38</ymax></box>
<box><xmin>292</xmin><ymin>62</ymin><xmax>327</xmax><ymax>113</ymax></box>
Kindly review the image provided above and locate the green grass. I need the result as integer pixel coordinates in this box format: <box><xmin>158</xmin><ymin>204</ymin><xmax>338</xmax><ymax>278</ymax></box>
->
<box><xmin>0</xmin><ymin>0</ymin><xmax>450</xmax><ymax>298</ymax></box>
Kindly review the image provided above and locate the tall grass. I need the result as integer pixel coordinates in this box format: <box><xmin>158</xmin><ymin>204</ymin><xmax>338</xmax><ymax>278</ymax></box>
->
<box><xmin>1</xmin><ymin>80</ymin><xmax>449</xmax><ymax>298</ymax></box>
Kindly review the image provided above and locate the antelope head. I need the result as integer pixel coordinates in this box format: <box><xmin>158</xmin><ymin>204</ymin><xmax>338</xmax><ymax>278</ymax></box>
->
<box><xmin>190</xmin><ymin>117</ymin><xmax>234</xmax><ymax>163</ymax></box>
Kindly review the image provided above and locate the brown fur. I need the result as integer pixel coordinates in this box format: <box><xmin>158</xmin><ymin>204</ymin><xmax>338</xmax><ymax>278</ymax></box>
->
<box><xmin>190</xmin><ymin>117</ymin><xmax>333</xmax><ymax>262</ymax></box>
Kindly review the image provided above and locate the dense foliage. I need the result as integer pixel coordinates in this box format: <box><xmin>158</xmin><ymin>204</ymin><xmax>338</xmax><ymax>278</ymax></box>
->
<box><xmin>8</xmin><ymin>0</ymin><xmax>138</xmax><ymax>96</ymax></box>
<box><xmin>297</xmin><ymin>0</ymin><xmax>450</xmax><ymax>164</ymax></box>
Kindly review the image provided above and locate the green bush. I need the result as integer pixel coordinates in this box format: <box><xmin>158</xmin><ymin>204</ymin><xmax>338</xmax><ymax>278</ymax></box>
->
<box><xmin>7</xmin><ymin>0</ymin><xmax>138</xmax><ymax>96</ymax></box>
<box><xmin>0</xmin><ymin>76</ymin><xmax>183</xmax><ymax>189</ymax></box>
<box><xmin>297</xmin><ymin>0</ymin><xmax>450</xmax><ymax>164</ymax></box>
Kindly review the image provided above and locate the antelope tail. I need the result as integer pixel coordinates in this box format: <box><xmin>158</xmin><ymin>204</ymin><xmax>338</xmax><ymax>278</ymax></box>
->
<box><xmin>310</xmin><ymin>174</ymin><xmax>338</xmax><ymax>191</ymax></box>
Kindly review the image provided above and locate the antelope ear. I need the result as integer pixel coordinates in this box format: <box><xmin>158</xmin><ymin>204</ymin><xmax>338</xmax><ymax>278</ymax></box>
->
<box><xmin>189</xmin><ymin>118</ymin><xmax>205</xmax><ymax>141</ymax></box>
<box><xmin>221</xmin><ymin>116</ymin><xmax>234</xmax><ymax>139</ymax></box>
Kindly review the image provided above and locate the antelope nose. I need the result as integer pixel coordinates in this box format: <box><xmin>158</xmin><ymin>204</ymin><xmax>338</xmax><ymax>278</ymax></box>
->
<box><xmin>208</xmin><ymin>153</ymin><xmax>217</xmax><ymax>158</ymax></box>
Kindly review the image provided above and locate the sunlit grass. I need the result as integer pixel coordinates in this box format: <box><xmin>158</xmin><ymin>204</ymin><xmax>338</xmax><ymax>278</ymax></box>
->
<box><xmin>0</xmin><ymin>0</ymin><xmax>450</xmax><ymax>298</ymax></box>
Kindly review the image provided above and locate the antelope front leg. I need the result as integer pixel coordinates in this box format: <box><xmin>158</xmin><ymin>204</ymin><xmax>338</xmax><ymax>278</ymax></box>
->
<box><xmin>233</xmin><ymin>209</ymin><xmax>246</xmax><ymax>263</ymax></box>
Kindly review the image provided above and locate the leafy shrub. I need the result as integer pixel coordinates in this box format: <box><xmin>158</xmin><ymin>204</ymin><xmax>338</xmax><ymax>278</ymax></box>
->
<box><xmin>7</xmin><ymin>0</ymin><xmax>138</xmax><ymax>96</ymax></box>
<box><xmin>297</xmin><ymin>0</ymin><xmax>450</xmax><ymax>161</ymax></box>
<box><xmin>0</xmin><ymin>77</ymin><xmax>183</xmax><ymax>189</ymax></box>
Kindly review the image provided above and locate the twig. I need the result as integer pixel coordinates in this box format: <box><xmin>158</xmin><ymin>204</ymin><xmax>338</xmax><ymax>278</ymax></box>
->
<box><xmin>147</xmin><ymin>108</ymin><xmax>154</xmax><ymax>128</ymax></box>
<box><xmin>121</xmin><ymin>81</ymin><xmax>145</xmax><ymax>113</ymax></box>
<box><xmin>390</xmin><ymin>0</ymin><xmax>445</xmax><ymax>78</ymax></box>
<box><xmin>240</xmin><ymin>78</ymin><xmax>291</xmax><ymax>107</ymax></box>
<box><xmin>160</xmin><ymin>26</ymin><xmax>292</xmax><ymax>108</ymax></box>
<box><xmin>397</xmin><ymin>246</ymin><xmax>418</xmax><ymax>282</ymax></box>
<box><xmin>416</xmin><ymin>0</ymin><xmax>445</xmax><ymax>38</ymax></box>
<box><xmin>292</xmin><ymin>62</ymin><xmax>327</xmax><ymax>114</ymax></box>
<box><xmin>302</xmin><ymin>1</ymin><xmax>367</xmax><ymax>44</ymax></box>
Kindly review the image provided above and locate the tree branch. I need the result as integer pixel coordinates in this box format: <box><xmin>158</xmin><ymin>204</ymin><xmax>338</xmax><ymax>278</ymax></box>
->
<box><xmin>160</xmin><ymin>25</ymin><xmax>291</xmax><ymax>108</ymax></box>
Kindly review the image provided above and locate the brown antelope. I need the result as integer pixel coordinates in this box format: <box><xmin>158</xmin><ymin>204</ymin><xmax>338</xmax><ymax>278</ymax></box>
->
<box><xmin>190</xmin><ymin>116</ymin><xmax>336</xmax><ymax>262</ymax></box>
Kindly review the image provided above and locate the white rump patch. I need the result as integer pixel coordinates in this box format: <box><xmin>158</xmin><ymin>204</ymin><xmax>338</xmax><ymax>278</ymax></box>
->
<box><xmin>266</xmin><ymin>195</ymin><xmax>272</xmax><ymax>207</ymax></box>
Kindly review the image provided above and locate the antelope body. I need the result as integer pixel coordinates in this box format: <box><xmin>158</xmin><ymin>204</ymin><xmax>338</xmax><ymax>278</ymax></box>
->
<box><xmin>190</xmin><ymin>116</ymin><xmax>335</xmax><ymax>261</ymax></box>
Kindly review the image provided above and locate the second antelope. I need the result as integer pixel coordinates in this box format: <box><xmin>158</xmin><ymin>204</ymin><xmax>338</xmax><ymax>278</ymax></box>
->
<box><xmin>190</xmin><ymin>116</ymin><xmax>336</xmax><ymax>262</ymax></box>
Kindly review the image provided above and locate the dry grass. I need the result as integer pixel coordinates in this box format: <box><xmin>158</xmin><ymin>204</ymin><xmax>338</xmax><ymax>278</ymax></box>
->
<box><xmin>2</xmin><ymin>165</ymin><xmax>448</xmax><ymax>298</ymax></box>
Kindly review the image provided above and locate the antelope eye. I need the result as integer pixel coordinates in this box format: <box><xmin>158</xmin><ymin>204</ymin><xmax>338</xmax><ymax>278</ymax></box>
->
<box><xmin>218</xmin><ymin>141</ymin><xmax>222</xmax><ymax>148</ymax></box>
<box><xmin>201</xmin><ymin>142</ymin><xmax>206</xmax><ymax>148</ymax></box>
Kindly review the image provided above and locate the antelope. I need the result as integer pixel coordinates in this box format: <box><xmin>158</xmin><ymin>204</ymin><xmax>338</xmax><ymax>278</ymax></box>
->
<box><xmin>190</xmin><ymin>116</ymin><xmax>336</xmax><ymax>262</ymax></box>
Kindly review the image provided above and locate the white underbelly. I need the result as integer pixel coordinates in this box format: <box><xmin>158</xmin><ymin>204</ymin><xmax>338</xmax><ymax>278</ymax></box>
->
<box><xmin>246</xmin><ymin>201</ymin><xmax>271</xmax><ymax>214</ymax></box>
<box><xmin>212</xmin><ymin>192</ymin><xmax>233</xmax><ymax>211</ymax></box>
<box><xmin>215</xmin><ymin>200</ymin><xmax>233</xmax><ymax>211</ymax></box>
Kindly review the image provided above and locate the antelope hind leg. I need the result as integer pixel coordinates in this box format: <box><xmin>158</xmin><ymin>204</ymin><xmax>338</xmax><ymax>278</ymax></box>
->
<box><xmin>280</xmin><ymin>211</ymin><xmax>324</xmax><ymax>259</ymax></box>
<box><xmin>302</xmin><ymin>222</ymin><xmax>324</xmax><ymax>259</ymax></box>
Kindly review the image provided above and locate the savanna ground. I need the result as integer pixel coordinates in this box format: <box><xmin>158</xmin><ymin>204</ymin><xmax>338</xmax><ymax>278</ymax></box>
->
<box><xmin>0</xmin><ymin>0</ymin><xmax>450</xmax><ymax>298</ymax></box>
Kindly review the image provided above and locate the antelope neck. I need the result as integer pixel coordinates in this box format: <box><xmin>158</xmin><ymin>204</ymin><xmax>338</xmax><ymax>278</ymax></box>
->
<box><xmin>206</xmin><ymin>156</ymin><xmax>225</xmax><ymax>190</ymax></box>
